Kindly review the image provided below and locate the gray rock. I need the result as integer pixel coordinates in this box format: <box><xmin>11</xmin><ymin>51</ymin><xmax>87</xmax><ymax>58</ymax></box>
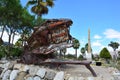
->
<box><xmin>79</xmin><ymin>77</ymin><xmax>85</xmax><ymax>80</ymax></box>
<box><xmin>68</xmin><ymin>76</ymin><xmax>85</xmax><ymax>80</ymax></box>
<box><xmin>19</xmin><ymin>65</ymin><xmax>30</xmax><ymax>72</ymax></box>
<box><xmin>15</xmin><ymin>71</ymin><xmax>27</xmax><ymax>80</ymax></box>
<box><xmin>14</xmin><ymin>64</ymin><xmax>22</xmax><ymax>70</ymax></box>
<box><xmin>29</xmin><ymin>65</ymin><xmax>39</xmax><ymax>76</ymax></box>
<box><xmin>0</xmin><ymin>67</ymin><xmax>3</xmax><ymax>75</ymax></box>
<box><xmin>0</xmin><ymin>59</ymin><xmax>8</xmax><ymax>64</ymax></box>
<box><xmin>10</xmin><ymin>70</ymin><xmax>19</xmax><ymax>80</ymax></box>
<box><xmin>2</xmin><ymin>62</ymin><xmax>11</xmax><ymax>69</ymax></box>
<box><xmin>113</xmin><ymin>72</ymin><xmax>120</xmax><ymax>76</ymax></box>
<box><xmin>0</xmin><ymin>64</ymin><xmax>4</xmax><ymax>68</ymax></box>
<box><xmin>87</xmin><ymin>77</ymin><xmax>94</xmax><ymax>80</ymax></box>
<box><xmin>0</xmin><ymin>68</ymin><xmax>8</xmax><ymax>78</ymax></box>
<box><xmin>45</xmin><ymin>70</ymin><xmax>56</xmax><ymax>80</ymax></box>
<box><xmin>36</xmin><ymin>68</ymin><xmax>47</xmax><ymax>78</ymax></box>
<box><xmin>33</xmin><ymin>76</ymin><xmax>41</xmax><ymax>80</ymax></box>
<box><xmin>8</xmin><ymin>61</ymin><xmax>17</xmax><ymax>69</ymax></box>
<box><xmin>54</xmin><ymin>71</ymin><xmax>64</xmax><ymax>80</ymax></box>
<box><xmin>26</xmin><ymin>76</ymin><xmax>34</xmax><ymax>80</ymax></box>
<box><xmin>2</xmin><ymin>70</ymin><xmax>11</xmax><ymax>80</ymax></box>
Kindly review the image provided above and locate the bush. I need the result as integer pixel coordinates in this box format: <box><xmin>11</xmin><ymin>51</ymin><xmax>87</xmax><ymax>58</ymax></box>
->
<box><xmin>10</xmin><ymin>47</ymin><xmax>23</xmax><ymax>58</ymax></box>
<box><xmin>0</xmin><ymin>38</ymin><xmax>3</xmax><ymax>45</ymax></box>
<box><xmin>99</xmin><ymin>47</ymin><xmax>112</xmax><ymax>59</ymax></box>
<box><xmin>99</xmin><ymin>47</ymin><xmax>112</xmax><ymax>63</ymax></box>
<box><xmin>0</xmin><ymin>45</ymin><xmax>23</xmax><ymax>59</ymax></box>
<box><xmin>65</xmin><ymin>54</ymin><xmax>76</xmax><ymax>59</ymax></box>
<box><xmin>0</xmin><ymin>45</ymin><xmax>6</xmax><ymax>59</ymax></box>
<box><xmin>78</xmin><ymin>55</ymin><xmax>84</xmax><ymax>60</ymax></box>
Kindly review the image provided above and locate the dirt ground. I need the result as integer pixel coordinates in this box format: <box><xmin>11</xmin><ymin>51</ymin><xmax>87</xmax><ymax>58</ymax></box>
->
<box><xmin>56</xmin><ymin>64</ymin><xmax>118</xmax><ymax>80</ymax></box>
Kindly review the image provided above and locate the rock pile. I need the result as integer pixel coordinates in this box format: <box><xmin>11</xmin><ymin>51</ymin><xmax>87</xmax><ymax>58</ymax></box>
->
<box><xmin>0</xmin><ymin>60</ymin><xmax>64</xmax><ymax>80</ymax></box>
<box><xmin>0</xmin><ymin>60</ymin><xmax>120</xmax><ymax>80</ymax></box>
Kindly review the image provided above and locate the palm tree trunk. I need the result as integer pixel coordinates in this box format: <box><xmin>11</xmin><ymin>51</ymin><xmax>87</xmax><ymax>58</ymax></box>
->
<box><xmin>0</xmin><ymin>25</ymin><xmax>5</xmax><ymax>38</ymax></box>
<box><xmin>75</xmin><ymin>49</ymin><xmax>77</xmax><ymax>59</ymax></box>
<box><xmin>7</xmin><ymin>34</ymin><xmax>12</xmax><ymax>58</ymax></box>
<box><xmin>59</xmin><ymin>50</ymin><xmax>62</xmax><ymax>58</ymax></box>
<box><xmin>11</xmin><ymin>32</ymin><xmax>15</xmax><ymax>45</ymax></box>
<box><xmin>114</xmin><ymin>49</ymin><xmax>117</xmax><ymax>60</ymax></box>
<box><xmin>21</xmin><ymin>34</ymin><xmax>24</xmax><ymax>46</ymax></box>
<box><xmin>64</xmin><ymin>53</ymin><xmax>65</xmax><ymax>59</ymax></box>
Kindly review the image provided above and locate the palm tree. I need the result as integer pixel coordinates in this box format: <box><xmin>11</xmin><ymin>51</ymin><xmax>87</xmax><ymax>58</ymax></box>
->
<box><xmin>26</xmin><ymin>0</ymin><xmax>54</xmax><ymax>16</ymax></box>
<box><xmin>85</xmin><ymin>43</ymin><xmax>88</xmax><ymax>52</ymax></box>
<box><xmin>108</xmin><ymin>41</ymin><xmax>120</xmax><ymax>60</ymax></box>
<box><xmin>0</xmin><ymin>0</ymin><xmax>8</xmax><ymax>40</ymax></box>
<box><xmin>73</xmin><ymin>38</ymin><xmax>80</xmax><ymax>59</ymax></box>
<box><xmin>85</xmin><ymin>43</ymin><xmax>92</xmax><ymax>53</ymax></box>
<box><xmin>81</xmin><ymin>47</ymin><xmax>85</xmax><ymax>58</ymax></box>
<box><xmin>62</xmin><ymin>48</ymin><xmax>67</xmax><ymax>58</ymax></box>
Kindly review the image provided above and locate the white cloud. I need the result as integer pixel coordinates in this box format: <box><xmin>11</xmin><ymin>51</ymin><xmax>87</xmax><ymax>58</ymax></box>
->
<box><xmin>94</xmin><ymin>34</ymin><xmax>102</xmax><ymax>39</ymax></box>
<box><xmin>91</xmin><ymin>40</ymin><xmax>104</xmax><ymax>53</ymax></box>
<box><xmin>103</xmin><ymin>29</ymin><xmax>120</xmax><ymax>39</ymax></box>
<box><xmin>92</xmin><ymin>40</ymin><xmax>102</xmax><ymax>47</ymax></box>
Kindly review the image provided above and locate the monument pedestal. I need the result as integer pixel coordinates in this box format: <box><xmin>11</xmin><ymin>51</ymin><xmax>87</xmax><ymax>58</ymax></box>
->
<box><xmin>86</xmin><ymin>53</ymin><xmax>92</xmax><ymax>61</ymax></box>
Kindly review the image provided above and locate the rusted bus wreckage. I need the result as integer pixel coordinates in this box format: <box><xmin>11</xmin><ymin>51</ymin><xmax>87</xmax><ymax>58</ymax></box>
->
<box><xmin>20</xmin><ymin>19</ymin><xmax>73</xmax><ymax>64</ymax></box>
<box><xmin>19</xmin><ymin>19</ymin><xmax>97</xmax><ymax>77</ymax></box>
<box><xmin>28</xmin><ymin>19</ymin><xmax>73</xmax><ymax>49</ymax></box>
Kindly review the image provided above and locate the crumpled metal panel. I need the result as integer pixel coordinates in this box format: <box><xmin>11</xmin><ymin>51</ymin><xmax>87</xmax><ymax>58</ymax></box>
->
<box><xmin>27</xmin><ymin>19</ymin><xmax>73</xmax><ymax>54</ymax></box>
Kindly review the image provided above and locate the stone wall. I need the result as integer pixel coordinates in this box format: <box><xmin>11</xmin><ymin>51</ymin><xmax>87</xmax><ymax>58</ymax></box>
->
<box><xmin>0</xmin><ymin>60</ymin><xmax>120</xmax><ymax>80</ymax></box>
<box><xmin>0</xmin><ymin>60</ymin><xmax>65</xmax><ymax>80</ymax></box>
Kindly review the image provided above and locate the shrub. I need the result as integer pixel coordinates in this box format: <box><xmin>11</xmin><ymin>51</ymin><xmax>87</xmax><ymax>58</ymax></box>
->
<box><xmin>99</xmin><ymin>47</ymin><xmax>112</xmax><ymax>63</ymax></box>
<box><xmin>78</xmin><ymin>54</ymin><xmax>84</xmax><ymax>60</ymax></box>
<box><xmin>0</xmin><ymin>45</ymin><xmax>6</xmax><ymax>59</ymax></box>
<box><xmin>0</xmin><ymin>38</ymin><xmax>3</xmax><ymax>45</ymax></box>
<box><xmin>10</xmin><ymin>47</ymin><xmax>23</xmax><ymax>58</ymax></box>
<box><xmin>65</xmin><ymin>54</ymin><xmax>76</xmax><ymax>59</ymax></box>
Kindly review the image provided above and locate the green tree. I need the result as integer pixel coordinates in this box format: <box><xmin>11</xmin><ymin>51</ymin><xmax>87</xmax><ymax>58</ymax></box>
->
<box><xmin>34</xmin><ymin>16</ymin><xmax>46</xmax><ymax>26</ymax></box>
<box><xmin>108</xmin><ymin>41</ymin><xmax>119</xmax><ymax>51</ymax></box>
<box><xmin>81</xmin><ymin>47</ymin><xmax>85</xmax><ymax>58</ymax></box>
<box><xmin>0</xmin><ymin>0</ymin><xmax>24</xmax><ymax>57</ymax></box>
<box><xmin>17</xmin><ymin>8</ymin><xmax>35</xmax><ymax>46</ymax></box>
<box><xmin>0</xmin><ymin>0</ymin><xmax>37</xmax><ymax>57</ymax></box>
<box><xmin>99</xmin><ymin>47</ymin><xmax>112</xmax><ymax>63</ymax></box>
<box><xmin>73</xmin><ymin>38</ymin><xmax>80</xmax><ymax>59</ymax></box>
<box><xmin>78</xmin><ymin>54</ymin><xmax>84</xmax><ymax>60</ymax></box>
<box><xmin>85</xmin><ymin>43</ymin><xmax>92</xmax><ymax>53</ymax></box>
<box><xmin>26</xmin><ymin>0</ymin><xmax>54</xmax><ymax>16</ymax></box>
<box><xmin>61</xmin><ymin>48</ymin><xmax>67</xmax><ymax>58</ymax></box>
<box><xmin>85</xmin><ymin>43</ymin><xmax>88</xmax><ymax>52</ymax></box>
<box><xmin>108</xmin><ymin>41</ymin><xmax>119</xmax><ymax>60</ymax></box>
<box><xmin>0</xmin><ymin>0</ymin><xmax>7</xmax><ymax>39</ymax></box>
<box><xmin>0</xmin><ymin>0</ymin><xmax>23</xmax><ymax>44</ymax></box>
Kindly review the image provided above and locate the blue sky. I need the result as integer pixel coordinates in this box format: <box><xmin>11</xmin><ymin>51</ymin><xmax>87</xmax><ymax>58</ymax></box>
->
<box><xmin>19</xmin><ymin>0</ymin><xmax>120</xmax><ymax>54</ymax></box>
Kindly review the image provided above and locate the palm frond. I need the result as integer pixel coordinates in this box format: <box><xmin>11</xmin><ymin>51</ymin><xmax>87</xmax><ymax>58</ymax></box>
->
<box><xmin>39</xmin><ymin>2</ymin><xmax>47</xmax><ymax>7</ymax></box>
<box><xmin>46</xmin><ymin>0</ymin><xmax>54</xmax><ymax>7</ymax></box>
<box><xmin>38</xmin><ymin>6</ymin><xmax>48</xmax><ymax>15</ymax></box>
<box><xmin>26</xmin><ymin>1</ymin><xmax>37</xmax><ymax>7</ymax></box>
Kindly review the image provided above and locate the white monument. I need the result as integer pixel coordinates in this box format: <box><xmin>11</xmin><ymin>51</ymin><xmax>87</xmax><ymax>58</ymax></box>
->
<box><xmin>86</xmin><ymin>28</ymin><xmax>92</xmax><ymax>61</ymax></box>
